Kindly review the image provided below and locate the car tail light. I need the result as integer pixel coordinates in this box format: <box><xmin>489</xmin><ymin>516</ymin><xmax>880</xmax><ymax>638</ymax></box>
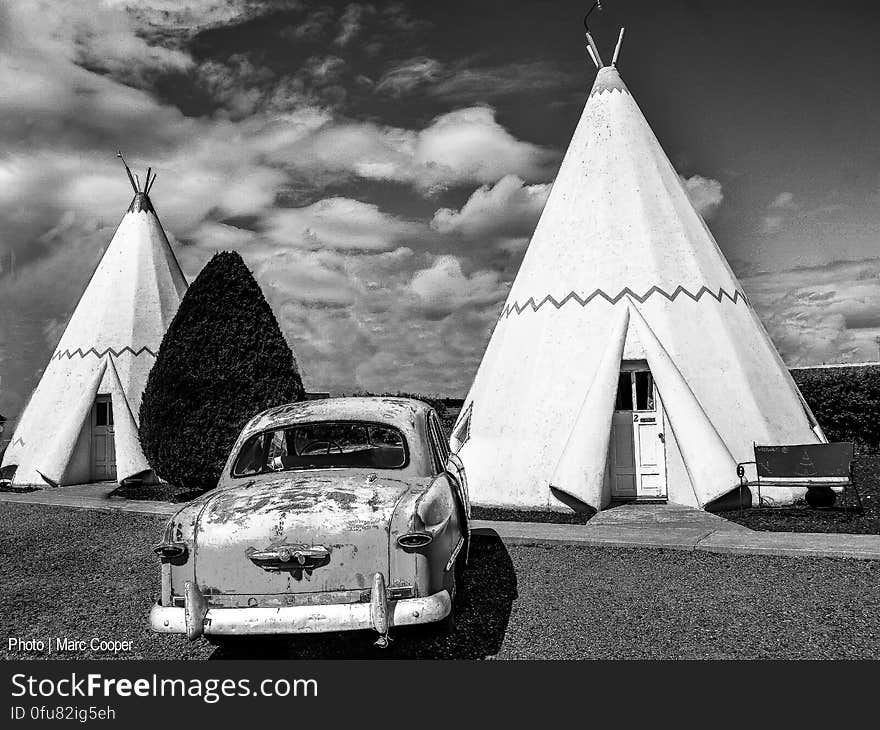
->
<box><xmin>397</xmin><ymin>512</ymin><xmax>435</xmax><ymax>549</ymax></box>
<box><xmin>153</xmin><ymin>542</ymin><xmax>188</xmax><ymax>560</ymax></box>
<box><xmin>397</xmin><ymin>532</ymin><xmax>433</xmax><ymax>548</ymax></box>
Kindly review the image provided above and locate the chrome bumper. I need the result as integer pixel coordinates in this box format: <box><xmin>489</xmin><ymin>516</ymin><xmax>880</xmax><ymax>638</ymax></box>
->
<box><xmin>150</xmin><ymin>583</ymin><xmax>451</xmax><ymax>639</ymax></box>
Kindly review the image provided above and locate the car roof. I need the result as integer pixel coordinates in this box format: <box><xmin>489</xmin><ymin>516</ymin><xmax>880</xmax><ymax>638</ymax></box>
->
<box><xmin>241</xmin><ymin>397</ymin><xmax>434</xmax><ymax>439</ymax></box>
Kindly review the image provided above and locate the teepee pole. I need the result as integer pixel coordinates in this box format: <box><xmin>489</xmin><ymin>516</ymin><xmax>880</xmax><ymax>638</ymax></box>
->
<box><xmin>612</xmin><ymin>27</ymin><xmax>625</xmax><ymax>66</ymax></box>
<box><xmin>583</xmin><ymin>1</ymin><xmax>605</xmax><ymax>68</ymax></box>
<box><xmin>116</xmin><ymin>150</ymin><xmax>139</xmax><ymax>194</ymax></box>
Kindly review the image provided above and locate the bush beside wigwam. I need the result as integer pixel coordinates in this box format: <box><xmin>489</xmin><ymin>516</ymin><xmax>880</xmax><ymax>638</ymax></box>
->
<box><xmin>349</xmin><ymin>393</ymin><xmax>463</xmax><ymax>434</ymax></box>
<box><xmin>791</xmin><ymin>365</ymin><xmax>880</xmax><ymax>453</ymax></box>
<box><xmin>139</xmin><ymin>251</ymin><xmax>304</xmax><ymax>491</ymax></box>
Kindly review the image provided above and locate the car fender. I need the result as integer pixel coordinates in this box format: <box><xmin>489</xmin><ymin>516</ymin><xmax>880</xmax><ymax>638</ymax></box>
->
<box><xmin>445</xmin><ymin>452</ymin><xmax>470</xmax><ymax>565</ymax></box>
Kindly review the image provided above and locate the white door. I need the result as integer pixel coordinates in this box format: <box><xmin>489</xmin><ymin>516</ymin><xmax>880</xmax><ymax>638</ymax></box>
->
<box><xmin>91</xmin><ymin>396</ymin><xmax>116</xmax><ymax>482</ymax></box>
<box><xmin>610</xmin><ymin>369</ymin><xmax>667</xmax><ymax>500</ymax></box>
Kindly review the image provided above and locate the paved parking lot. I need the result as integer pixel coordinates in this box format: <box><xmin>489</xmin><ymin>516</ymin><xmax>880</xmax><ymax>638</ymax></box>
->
<box><xmin>1</xmin><ymin>503</ymin><xmax>878</xmax><ymax>660</ymax></box>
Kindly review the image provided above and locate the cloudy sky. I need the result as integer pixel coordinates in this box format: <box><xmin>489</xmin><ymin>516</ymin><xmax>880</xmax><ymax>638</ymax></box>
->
<box><xmin>1</xmin><ymin>0</ymin><xmax>879</xmax><ymax>420</ymax></box>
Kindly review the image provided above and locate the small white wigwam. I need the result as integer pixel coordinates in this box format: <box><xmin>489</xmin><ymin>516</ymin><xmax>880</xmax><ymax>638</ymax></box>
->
<box><xmin>2</xmin><ymin>155</ymin><xmax>187</xmax><ymax>486</ymax></box>
<box><xmin>450</xmin><ymin>27</ymin><xmax>825</xmax><ymax>513</ymax></box>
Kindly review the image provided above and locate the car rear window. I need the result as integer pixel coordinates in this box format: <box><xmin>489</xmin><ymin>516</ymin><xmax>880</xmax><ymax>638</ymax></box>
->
<box><xmin>232</xmin><ymin>421</ymin><xmax>408</xmax><ymax>477</ymax></box>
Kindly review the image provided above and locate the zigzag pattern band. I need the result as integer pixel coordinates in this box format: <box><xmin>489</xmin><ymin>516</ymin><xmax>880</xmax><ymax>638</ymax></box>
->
<box><xmin>50</xmin><ymin>345</ymin><xmax>158</xmax><ymax>361</ymax></box>
<box><xmin>499</xmin><ymin>285</ymin><xmax>748</xmax><ymax>319</ymax></box>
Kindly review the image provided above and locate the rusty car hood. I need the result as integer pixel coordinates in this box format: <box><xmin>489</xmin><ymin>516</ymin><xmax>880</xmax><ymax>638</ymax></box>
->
<box><xmin>192</xmin><ymin>470</ymin><xmax>426</xmax><ymax>597</ymax></box>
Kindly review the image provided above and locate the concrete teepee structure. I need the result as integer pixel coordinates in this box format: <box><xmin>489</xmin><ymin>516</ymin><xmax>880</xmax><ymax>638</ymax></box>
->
<box><xmin>450</xmin><ymin>42</ymin><xmax>824</xmax><ymax>513</ymax></box>
<box><xmin>2</xmin><ymin>157</ymin><xmax>187</xmax><ymax>486</ymax></box>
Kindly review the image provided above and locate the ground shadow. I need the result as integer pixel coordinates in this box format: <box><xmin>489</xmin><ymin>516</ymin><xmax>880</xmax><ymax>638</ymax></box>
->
<box><xmin>209</xmin><ymin>534</ymin><xmax>518</xmax><ymax>659</ymax></box>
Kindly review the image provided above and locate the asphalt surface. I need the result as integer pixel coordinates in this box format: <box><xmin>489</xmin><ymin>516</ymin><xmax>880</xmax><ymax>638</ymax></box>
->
<box><xmin>1</xmin><ymin>503</ymin><xmax>878</xmax><ymax>660</ymax></box>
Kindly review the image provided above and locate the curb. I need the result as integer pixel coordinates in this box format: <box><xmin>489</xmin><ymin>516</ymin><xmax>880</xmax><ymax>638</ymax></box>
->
<box><xmin>695</xmin><ymin>530</ymin><xmax>880</xmax><ymax>561</ymax></box>
<box><xmin>0</xmin><ymin>492</ymin><xmax>177</xmax><ymax>516</ymax></box>
<box><xmin>471</xmin><ymin>519</ymin><xmax>880</xmax><ymax>561</ymax></box>
<box><xmin>471</xmin><ymin>521</ymin><xmax>712</xmax><ymax>552</ymax></box>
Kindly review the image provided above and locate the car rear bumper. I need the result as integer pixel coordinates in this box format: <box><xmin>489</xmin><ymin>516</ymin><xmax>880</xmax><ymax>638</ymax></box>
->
<box><xmin>150</xmin><ymin>585</ymin><xmax>451</xmax><ymax>639</ymax></box>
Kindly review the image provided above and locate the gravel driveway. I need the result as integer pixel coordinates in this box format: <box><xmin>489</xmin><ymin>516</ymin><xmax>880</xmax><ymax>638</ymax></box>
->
<box><xmin>1</xmin><ymin>503</ymin><xmax>878</xmax><ymax>660</ymax></box>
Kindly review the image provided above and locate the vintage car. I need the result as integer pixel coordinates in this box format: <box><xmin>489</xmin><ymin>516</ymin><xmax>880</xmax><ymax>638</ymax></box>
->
<box><xmin>149</xmin><ymin>397</ymin><xmax>469</xmax><ymax>647</ymax></box>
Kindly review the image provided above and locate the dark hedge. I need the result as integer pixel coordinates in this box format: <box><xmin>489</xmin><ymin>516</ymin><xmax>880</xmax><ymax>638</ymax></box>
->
<box><xmin>348</xmin><ymin>392</ymin><xmax>463</xmax><ymax>434</ymax></box>
<box><xmin>139</xmin><ymin>251</ymin><xmax>304</xmax><ymax>490</ymax></box>
<box><xmin>792</xmin><ymin>365</ymin><xmax>880</xmax><ymax>452</ymax></box>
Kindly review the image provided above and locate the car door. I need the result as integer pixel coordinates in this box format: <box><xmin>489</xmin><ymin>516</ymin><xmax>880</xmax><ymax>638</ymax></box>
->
<box><xmin>445</xmin><ymin>453</ymin><xmax>470</xmax><ymax>519</ymax></box>
<box><xmin>427</xmin><ymin>414</ymin><xmax>468</xmax><ymax>515</ymax></box>
<box><xmin>427</xmin><ymin>412</ymin><xmax>470</xmax><ymax>566</ymax></box>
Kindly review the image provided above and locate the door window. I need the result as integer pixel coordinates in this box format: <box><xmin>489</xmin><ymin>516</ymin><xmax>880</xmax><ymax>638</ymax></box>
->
<box><xmin>634</xmin><ymin>372</ymin><xmax>655</xmax><ymax>411</ymax></box>
<box><xmin>95</xmin><ymin>400</ymin><xmax>114</xmax><ymax>427</ymax></box>
<box><xmin>614</xmin><ymin>373</ymin><xmax>634</xmax><ymax>411</ymax></box>
<box><xmin>615</xmin><ymin>371</ymin><xmax>655</xmax><ymax>412</ymax></box>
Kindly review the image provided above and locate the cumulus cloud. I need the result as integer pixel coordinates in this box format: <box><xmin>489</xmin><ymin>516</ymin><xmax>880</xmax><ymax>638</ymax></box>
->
<box><xmin>431</xmin><ymin>175</ymin><xmax>550</xmax><ymax>246</ymax></box>
<box><xmin>260</xmin><ymin>251</ymin><xmax>362</xmax><ymax>308</ymax></box>
<box><xmin>408</xmin><ymin>255</ymin><xmax>508</xmax><ymax>319</ymax></box>
<box><xmin>279</xmin><ymin>107</ymin><xmax>557</xmax><ymax>193</ymax></box>
<box><xmin>414</xmin><ymin>108</ymin><xmax>555</xmax><ymax>188</ymax></box>
<box><xmin>681</xmin><ymin>174</ymin><xmax>724</xmax><ymax>219</ymax></box>
<box><xmin>743</xmin><ymin>258</ymin><xmax>880</xmax><ymax>365</ymax></box>
<box><xmin>253</xmin><ymin>246</ymin><xmax>501</xmax><ymax>395</ymax></box>
<box><xmin>263</xmin><ymin>199</ymin><xmax>424</xmax><ymax>251</ymax></box>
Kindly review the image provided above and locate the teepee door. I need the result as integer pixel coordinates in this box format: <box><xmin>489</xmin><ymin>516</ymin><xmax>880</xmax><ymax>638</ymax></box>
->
<box><xmin>91</xmin><ymin>396</ymin><xmax>116</xmax><ymax>482</ymax></box>
<box><xmin>610</xmin><ymin>368</ymin><xmax>667</xmax><ymax>500</ymax></box>
<box><xmin>632</xmin><ymin>371</ymin><xmax>667</xmax><ymax>498</ymax></box>
<box><xmin>610</xmin><ymin>410</ymin><xmax>637</xmax><ymax>497</ymax></box>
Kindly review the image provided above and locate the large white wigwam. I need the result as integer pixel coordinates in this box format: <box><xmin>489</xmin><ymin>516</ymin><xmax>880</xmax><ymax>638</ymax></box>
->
<box><xmin>450</xmin><ymin>42</ymin><xmax>825</xmax><ymax>513</ymax></box>
<box><xmin>2</xmin><ymin>160</ymin><xmax>187</xmax><ymax>486</ymax></box>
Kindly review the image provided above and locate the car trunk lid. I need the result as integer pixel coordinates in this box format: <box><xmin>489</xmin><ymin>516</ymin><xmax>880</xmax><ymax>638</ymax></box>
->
<box><xmin>193</xmin><ymin>472</ymin><xmax>414</xmax><ymax>598</ymax></box>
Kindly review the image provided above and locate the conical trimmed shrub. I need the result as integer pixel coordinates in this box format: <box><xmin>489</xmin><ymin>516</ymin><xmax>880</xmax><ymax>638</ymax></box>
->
<box><xmin>139</xmin><ymin>251</ymin><xmax>304</xmax><ymax>490</ymax></box>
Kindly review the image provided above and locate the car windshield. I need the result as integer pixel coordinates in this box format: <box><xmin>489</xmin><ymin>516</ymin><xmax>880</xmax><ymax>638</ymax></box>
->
<box><xmin>232</xmin><ymin>421</ymin><xmax>408</xmax><ymax>476</ymax></box>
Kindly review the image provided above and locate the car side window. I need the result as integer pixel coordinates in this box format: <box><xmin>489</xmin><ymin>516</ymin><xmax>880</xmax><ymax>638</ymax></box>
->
<box><xmin>426</xmin><ymin>414</ymin><xmax>449</xmax><ymax>475</ymax></box>
<box><xmin>431</xmin><ymin>414</ymin><xmax>449</xmax><ymax>463</ymax></box>
<box><xmin>426</xmin><ymin>415</ymin><xmax>445</xmax><ymax>475</ymax></box>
